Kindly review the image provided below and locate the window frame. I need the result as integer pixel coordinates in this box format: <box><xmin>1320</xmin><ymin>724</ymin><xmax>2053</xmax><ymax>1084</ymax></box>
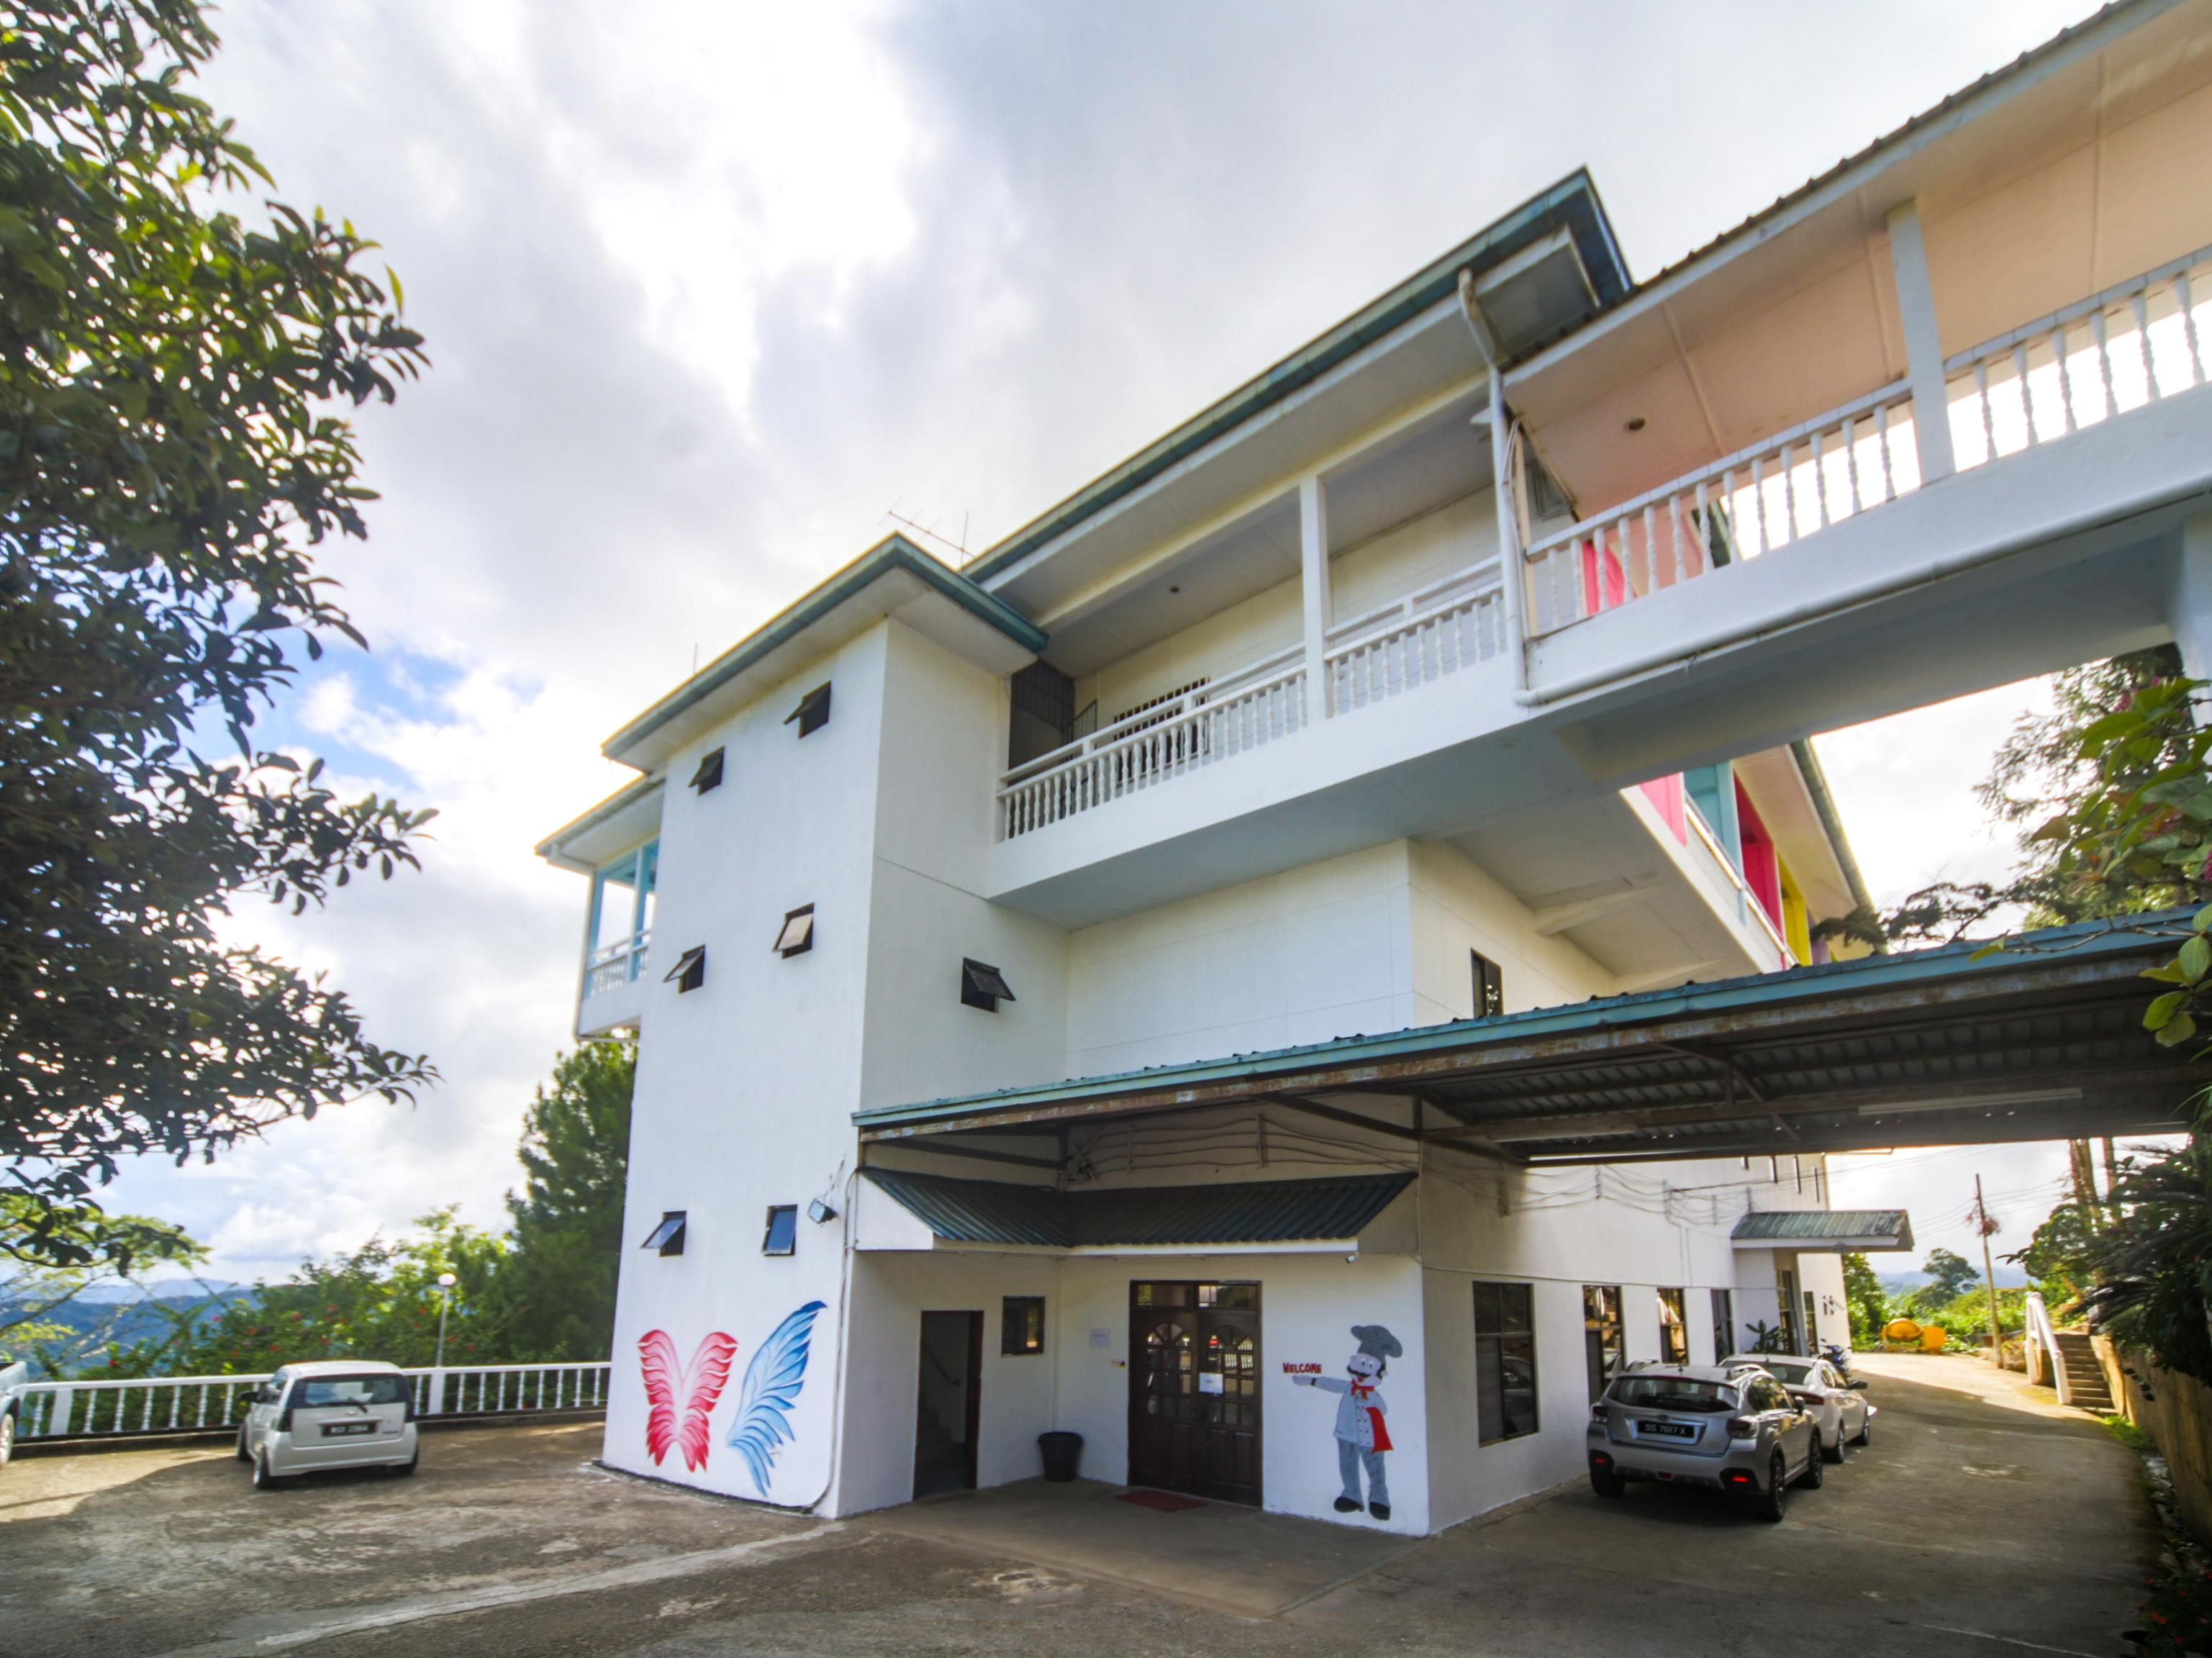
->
<box><xmin>1000</xmin><ymin>1295</ymin><xmax>1046</xmax><ymax>1356</ymax></box>
<box><xmin>641</xmin><ymin>1212</ymin><xmax>686</xmax><ymax>1256</ymax></box>
<box><xmin>1656</xmin><ymin>1287</ymin><xmax>1690</xmax><ymax>1366</ymax></box>
<box><xmin>786</xmin><ymin>683</ymin><xmax>832</xmax><ymax>738</ymax></box>
<box><xmin>1471</xmin><ymin>950</ymin><xmax>1505</xmax><ymax>1019</ymax></box>
<box><xmin>1472</xmin><ymin>1279</ymin><xmax>1539</xmax><ymax>1445</ymax></box>
<box><xmin>761</xmin><ymin>1205</ymin><xmax>798</xmax><ymax>1257</ymax></box>
<box><xmin>665</xmin><ymin>945</ymin><xmax>706</xmax><ymax>992</ymax></box>
<box><xmin>774</xmin><ymin>905</ymin><xmax>816</xmax><ymax>957</ymax></box>
<box><xmin>1582</xmin><ymin>1284</ymin><xmax>1624</xmax><ymax>1403</ymax></box>
<box><xmin>961</xmin><ymin>958</ymin><xmax>1016</xmax><ymax>1012</ymax></box>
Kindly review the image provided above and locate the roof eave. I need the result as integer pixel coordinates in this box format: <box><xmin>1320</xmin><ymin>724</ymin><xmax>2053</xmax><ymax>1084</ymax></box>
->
<box><xmin>600</xmin><ymin>534</ymin><xmax>1048</xmax><ymax>767</ymax></box>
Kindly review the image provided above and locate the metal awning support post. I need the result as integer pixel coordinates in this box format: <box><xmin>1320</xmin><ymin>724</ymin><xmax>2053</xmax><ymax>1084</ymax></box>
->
<box><xmin>1299</xmin><ymin>473</ymin><xmax>1332</xmax><ymax>727</ymax></box>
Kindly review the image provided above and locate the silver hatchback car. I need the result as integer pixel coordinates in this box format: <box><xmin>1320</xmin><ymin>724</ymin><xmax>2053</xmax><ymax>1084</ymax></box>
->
<box><xmin>237</xmin><ymin>1361</ymin><xmax>419</xmax><ymax>1490</ymax></box>
<box><xmin>1587</xmin><ymin>1363</ymin><xmax>1821</xmax><ymax>1521</ymax></box>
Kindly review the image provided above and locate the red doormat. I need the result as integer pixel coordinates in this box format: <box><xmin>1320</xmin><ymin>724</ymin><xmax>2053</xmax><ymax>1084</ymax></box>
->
<box><xmin>1116</xmin><ymin>1488</ymin><xmax>1207</xmax><ymax>1513</ymax></box>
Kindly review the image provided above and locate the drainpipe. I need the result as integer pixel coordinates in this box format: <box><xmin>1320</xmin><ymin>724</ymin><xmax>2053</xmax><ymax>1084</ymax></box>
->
<box><xmin>1458</xmin><ymin>270</ymin><xmax>1531</xmax><ymax>695</ymax></box>
<box><xmin>1789</xmin><ymin>738</ymin><xmax>1882</xmax><ymax>951</ymax></box>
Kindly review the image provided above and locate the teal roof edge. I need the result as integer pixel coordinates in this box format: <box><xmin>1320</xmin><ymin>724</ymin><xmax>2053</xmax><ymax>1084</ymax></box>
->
<box><xmin>604</xmin><ymin>533</ymin><xmax>1048</xmax><ymax>761</ymax></box>
<box><xmin>853</xmin><ymin>909</ymin><xmax>2185</xmax><ymax>1131</ymax></box>
<box><xmin>959</xmin><ymin>170</ymin><xmax>1630</xmax><ymax>588</ymax></box>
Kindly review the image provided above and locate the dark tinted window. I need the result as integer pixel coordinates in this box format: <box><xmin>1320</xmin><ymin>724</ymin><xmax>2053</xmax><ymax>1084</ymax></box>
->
<box><xmin>1473</xmin><ymin>1282</ymin><xmax>1538</xmax><ymax>1444</ymax></box>
<box><xmin>1582</xmin><ymin>1285</ymin><xmax>1623</xmax><ymax>1403</ymax></box>
<box><xmin>293</xmin><ymin>1374</ymin><xmax>408</xmax><ymax>1408</ymax></box>
<box><xmin>1001</xmin><ymin>1296</ymin><xmax>1045</xmax><ymax>1355</ymax></box>
<box><xmin>1610</xmin><ymin>1377</ymin><xmax>1738</xmax><ymax>1413</ymax></box>
<box><xmin>762</xmin><ymin>1205</ymin><xmax>798</xmax><ymax>1256</ymax></box>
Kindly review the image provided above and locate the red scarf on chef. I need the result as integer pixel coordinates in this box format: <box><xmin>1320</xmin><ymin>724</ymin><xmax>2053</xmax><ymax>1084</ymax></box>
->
<box><xmin>1348</xmin><ymin>1377</ymin><xmax>1392</xmax><ymax>1452</ymax></box>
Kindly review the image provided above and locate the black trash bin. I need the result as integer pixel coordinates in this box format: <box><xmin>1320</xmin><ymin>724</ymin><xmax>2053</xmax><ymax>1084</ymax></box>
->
<box><xmin>1038</xmin><ymin>1430</ymin><xmax>1084</xmax><ymax>1482</ymax></box>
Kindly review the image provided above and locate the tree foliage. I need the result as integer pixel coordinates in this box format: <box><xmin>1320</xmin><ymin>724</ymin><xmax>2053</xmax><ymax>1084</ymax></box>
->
<box><xmin>101</xmin><ymin>1208</ymin><xmax>505</xmax><ymax>1377</ymax></box>
<box><xmin>1841</xmin><ymin>1251</ymin><xmax>1888</xmax><ymax>1344</ymax></box>
<box><xmin>0</xmin><ymin>1192</ymin><xmax>199</xmax><ymax>1355</ymax></box>
<box><xmin>1905</xmin><ymin>1247</ymin><xmax>1982</xmax><ymax>1315</ymax></box>
<box><xmin>496</xmin><ymin>1043</ymin><xmax>633</xmax><ymax>1362</ymax></box>
<box><xmin>0</xmin><ymin>0</ymin><xmax>435</xmax><ymax>1261</ymax></box>
<box><xmin>2005</xmin><ymin>1199</ymin><xmax>2096</xmax><ymax>1312</ymax></box>
<box><xmin>2084</xmin><ymin>1137</ymin><xmax>2212</xmax><ymax>1383</ymax></box>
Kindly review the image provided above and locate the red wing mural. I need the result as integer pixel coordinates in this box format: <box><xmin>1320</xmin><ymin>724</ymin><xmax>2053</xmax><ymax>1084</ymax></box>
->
<box><xmin>638</xmin><ymin>1328</ymin><xmax>738</xmax><ymax>1471</ymax></box>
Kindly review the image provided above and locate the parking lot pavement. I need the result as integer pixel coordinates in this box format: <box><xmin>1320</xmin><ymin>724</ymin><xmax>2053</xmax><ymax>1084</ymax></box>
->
<box><xmin>0</xmin><ymin>1355</ymin><xmax>2155</xmax><ymax>1658</ymax></box>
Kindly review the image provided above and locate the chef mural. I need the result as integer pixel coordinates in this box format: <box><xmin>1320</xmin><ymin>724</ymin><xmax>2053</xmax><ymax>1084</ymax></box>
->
<box><xmin>1291</xmin><ymin>1323</ymin><xmax>1401</xmax><ymax>1521</ymax></box>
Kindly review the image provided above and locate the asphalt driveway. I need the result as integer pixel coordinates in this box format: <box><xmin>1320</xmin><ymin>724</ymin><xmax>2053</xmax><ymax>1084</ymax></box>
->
<box><xmin>0</xmin><ymin>1351</ymin><xmax>2154</xmax><ymax>1657</ymax></box>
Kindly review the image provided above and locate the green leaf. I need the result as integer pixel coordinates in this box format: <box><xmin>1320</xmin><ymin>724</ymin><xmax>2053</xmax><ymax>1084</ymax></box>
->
<box><xmin>2155</xmin><ymin>1010</ymin><xmax>2198</xmax><ymax>1047</ymax></box>
<box><xmin>2180</xmin><ymin>936</ymin><xmax>2210</xmax><ymax>983</ymax></box>
<box><xmin>2145</xmin><ymin>989</ymin><xmax>2187</xmax><ymax>1030</ymax></box>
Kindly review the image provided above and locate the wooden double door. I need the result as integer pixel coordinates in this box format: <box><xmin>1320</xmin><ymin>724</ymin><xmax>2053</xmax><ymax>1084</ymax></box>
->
<box><xmin>1127</xmin><ymin>1281</ymin><xmax>1261</xmax><ymax>1506</ymax></box>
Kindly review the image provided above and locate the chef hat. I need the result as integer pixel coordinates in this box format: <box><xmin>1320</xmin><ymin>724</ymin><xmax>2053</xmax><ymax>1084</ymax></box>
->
<box><xmin>1350</xmin><ymin>1324</ymin><xmax>1402</xmax><ymax>1360</ymax></box>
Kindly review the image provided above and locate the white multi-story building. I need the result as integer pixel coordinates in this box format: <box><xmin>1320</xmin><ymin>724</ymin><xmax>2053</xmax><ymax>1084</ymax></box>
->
<box><xmin>541</xmin><ymin>0</ymin><xmax>2212</xmax><ymax>1535</ymax></box>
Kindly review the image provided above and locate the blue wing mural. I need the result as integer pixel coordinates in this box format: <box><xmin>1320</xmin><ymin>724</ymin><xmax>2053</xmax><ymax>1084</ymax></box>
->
<box><xmin>727</xmin><ymin>1300</ymin><xmax>828</xmax><ymax>1495</ymax></box>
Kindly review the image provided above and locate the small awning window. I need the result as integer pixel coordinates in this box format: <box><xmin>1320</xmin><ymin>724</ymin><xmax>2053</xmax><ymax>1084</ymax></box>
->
<box><xmin>665</xmin><ymin>946</ymin><xmax>706</xmax><ymax>992</ymax></box>
<box><xmin>689</xmin><ymin>748</ymin><xmax>725</xmax><ymax>793</ymax></box>
<box><xmin>785</xmin><ymin>683</ymin><xmax>831</xmax><ymax>738</ymax></box>
<box><xmin>775</xmin><ymin>905</ymin><xmax>816</xmax><ymax>957</ymax></box>
<box><xmin>762</xmin><ymin>1205</ymin><xmax>798</xmax><ymax>1256</ymax></box>
<box><xmin>961</xmin><ymin>959</ymin><xmax>1015</xmax><ymax>1011</ymax></box>
<box><xmin>641</xmin><ymin>1212</ymin><xmax>686</xmax><ymax>1255</ymax></box>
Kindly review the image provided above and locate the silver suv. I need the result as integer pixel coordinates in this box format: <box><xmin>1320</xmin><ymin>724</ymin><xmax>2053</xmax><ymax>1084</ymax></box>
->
<box><xmin>1587</xmin><ymin>1363</ymin><xmax>1821</xmax><ymax>1521</ymax></box>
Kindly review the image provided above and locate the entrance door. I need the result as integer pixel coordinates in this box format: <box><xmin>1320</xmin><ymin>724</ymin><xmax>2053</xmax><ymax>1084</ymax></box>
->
<box><xmin>1127</xmin><ymin>1282</ymin><xmax>1261</xmax><ymax>1505</ymax></box>
<box><xmin>914</xmin><ymin>1310</ymin><xmax>982</xmax><ymax>1499</ymax></box>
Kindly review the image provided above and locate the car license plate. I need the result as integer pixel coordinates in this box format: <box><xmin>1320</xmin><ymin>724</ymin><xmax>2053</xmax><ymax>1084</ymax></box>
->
<box><xmin>1637</xmin><ymin>1421</ymin><xmax>1695</xmax><ymax>1439</ymax></box>
<box><xmin>322</xmin><ymin>1421</ymin><xmax>376</xmax><ymax>1437</ymax></box>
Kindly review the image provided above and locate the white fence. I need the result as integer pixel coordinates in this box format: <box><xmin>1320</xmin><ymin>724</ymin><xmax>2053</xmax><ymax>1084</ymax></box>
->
<box><xmin>1524</xmin><ymin>381</ymin><xmax>1919</xmax><ymax>636</ymax></box>
<box><xmin>998</xmin><ymin>656</ymin><xmax>1307</xmax><ymax>840</ymax></box>
<box><xmin>19</xmin><ymin>1361</ymin><xmax>611</xmax><ymax>1443</ymax></box>
<box><xmin>2021</xmin><ymin>1291</ymin><xmax>2072</xmax><ymax>1407</ymax></box>
<box><xmin>1324</xmin><ymin>562</ymin><xmax>1506</xmax><ymax>715</ymax></box>
<box><xmin>585</xmin><ymin>931</ymin><xmax>650</xmax><ymax>996</ymax></box>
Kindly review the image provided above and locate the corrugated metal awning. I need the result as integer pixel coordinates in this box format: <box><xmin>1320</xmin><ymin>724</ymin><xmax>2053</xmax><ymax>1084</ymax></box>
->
<box><xmin>1731</xmin><ymin>1209</ymin><xmax>1914</xmax><ymax>1252</ymax></box>
<box><xmin>861</xmin><ymin>1168</ymin><xmax>1415</xmax><ymax>1249</ymax></box>
<box><xmin>855</xmin><ymin>914</ymin><xmax>2203</xmax><ymax>1164</ymax></box>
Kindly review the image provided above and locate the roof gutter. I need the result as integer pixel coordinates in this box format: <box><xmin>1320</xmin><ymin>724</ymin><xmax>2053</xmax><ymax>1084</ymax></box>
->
<box><xmin>1790</xmin><ymin>738</ymin><xmax>1879</xmax><ymax>942</ymax></box>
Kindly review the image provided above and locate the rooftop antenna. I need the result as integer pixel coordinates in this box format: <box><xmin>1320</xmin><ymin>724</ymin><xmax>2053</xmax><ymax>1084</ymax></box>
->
<box><xmin>884</xmin><ymin>504</ymin><xmax>971</xmax><ymax>565</ymax></box>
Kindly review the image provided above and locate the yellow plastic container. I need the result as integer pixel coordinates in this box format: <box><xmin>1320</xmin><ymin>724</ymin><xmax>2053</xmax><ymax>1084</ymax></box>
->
<box><xmin>1882</xmin><ymin>1318</ymin><xmax>1921</xmax><ymax>1345</ymax></box>
<box><xmin>1919</xmin><ymin>1323</ymin><xmax>1948</xmax><ymax>1352</ymax></box>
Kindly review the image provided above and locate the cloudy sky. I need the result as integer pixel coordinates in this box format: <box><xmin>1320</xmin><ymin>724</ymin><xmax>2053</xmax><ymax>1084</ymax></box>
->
<box><xmin>101</xmin><ymin>0</ymin><xmax>2121</xmax><ymax>1287</ymax></box>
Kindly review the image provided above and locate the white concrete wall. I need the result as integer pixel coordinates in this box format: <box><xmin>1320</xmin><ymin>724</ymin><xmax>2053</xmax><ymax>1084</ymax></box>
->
<box><xmin>1406</xmin><ymin>839</ymin><xmax>1622</xmax><ymax>1022</ymax></box>
<box><xmin>604</xmin><ymin>626</ymin><xmax>892</xmax><ymax>1507</ymax></box>
<box><xmin>1064</xmin><ymin>835</ymin><xmax>1623</xmax><ymax>1077</ymax></box>
<box><xmin>832</xmin><ymin>1251</ymin><xmax>1060</xmax><ymax>1516</ymax></box>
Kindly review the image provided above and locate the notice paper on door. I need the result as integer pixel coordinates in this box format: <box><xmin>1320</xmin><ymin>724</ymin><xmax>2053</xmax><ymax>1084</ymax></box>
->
<box><xmin>1198</xmin><ymin>1372</ymin><xmax>1224</xmax><ymax>1395</ymax></box>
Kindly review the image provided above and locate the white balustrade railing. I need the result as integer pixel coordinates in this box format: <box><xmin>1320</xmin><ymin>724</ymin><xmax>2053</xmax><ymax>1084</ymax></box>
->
<box><xmin>584</xmin><ymin>932</ymin><xmax>649</xmax><ymax>997</ymax></box>
<box><xmin>1946</xmin><ymin>243</ymin><xmax>2211</xmax><ymax>471</ymax></box>
<box><xmin>1324</xmin><ymin>562</ymin><xmax>1506</xmax><ymax>715</ymax></box>
<box><xmin>998</xmin><ymin>657</ymin><xmax>1307</xmax><ymax>840</ymax></box>
<box><xmin>1524</xmin><ymin>380</ymin><xmax>1918</xmax><ymax>636</ymax></box>
<box><xmin>1526</xmin><ymin>245</ymin><xmax>2212</xmax><ymax>640</ymax></box>
<box><xmin>20</xmin><ymin>1360</ymin><xmax>611</xmax><ymax>1442</ymax></box>
<box><xmin>2022</xmin><ymin>1290</ymin><xmax>2072</xmax><ymax>1406</ymax></box>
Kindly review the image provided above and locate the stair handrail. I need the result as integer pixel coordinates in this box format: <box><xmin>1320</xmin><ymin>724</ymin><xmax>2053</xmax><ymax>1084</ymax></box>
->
<box><xmin>2023</xmin><ymin>1290</ymin><xmax>2072</xmax><ymax>1407</ymax></box>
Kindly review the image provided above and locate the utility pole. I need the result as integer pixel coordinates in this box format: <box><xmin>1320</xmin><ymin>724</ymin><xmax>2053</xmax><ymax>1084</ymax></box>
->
<box><xmin>1971</xmin><ymin>1175</ymin><xmax>2005</xmax><ymax>1369</ymax></box>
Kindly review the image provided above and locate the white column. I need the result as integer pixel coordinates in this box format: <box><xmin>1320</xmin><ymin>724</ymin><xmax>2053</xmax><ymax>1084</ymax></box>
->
<box><xmin>1485</xmin><ymin>367</ymin><xmax>1528</xmax><ymax>692</ymax></box>
<box><xmin>1300</xmin><ymin>473</ymin><xmax>1331</xmax><ymax>725</ymax></box>
<box><xmin>2171</xmin><ymin>509</ymin><xmax>2212</xmax><ymax>681</ymax></box>
<box><xmin>1886</xmin><ymin>199</ymin><xmax>1954</xmax><ymax>486</ymax></box>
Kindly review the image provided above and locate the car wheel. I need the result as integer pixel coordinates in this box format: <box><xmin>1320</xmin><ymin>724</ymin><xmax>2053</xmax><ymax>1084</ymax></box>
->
<box><xmin>0</xmin><ymin>1409</ymin><xmax>15</xmax><ymax>1470</ymax></box>
<box><xmin>1799</xmin><ymin>1436</ymin><xmax>1825</xmax><ymax>1488</ymax></box>
<box><xmin>1589</xmin><ymin>1464</ymin><xmax>1624</xmax><ymax>1498</ymax></box>
<box><xmin>252</xmin><ymin>1452</ymin><xmax>285</xmax><ymax>1492</ymax></box>
<box><xmin>1853</xmin><ymin>1413</ymin><xmax>1872</xmax><ymax>1449</ymax></box>
<box><xmin>1822</xmin><ymin>1423</ymin><xmax>1846</xmax><ymax>1464</ymax></box>
<box><xmin>390</xmin><ymin>1453</ymin><xmax>419</xmax><ymax>1477</ymax></box>
<box><xmin>1750</xmin><ymin>1451</ymin><xmax>1788</xmax><ymax>1522</ymax></box>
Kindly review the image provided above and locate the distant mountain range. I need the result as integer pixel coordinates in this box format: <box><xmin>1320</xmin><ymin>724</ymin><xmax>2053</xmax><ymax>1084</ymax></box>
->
<box><xmin>1</xmin><ymin>1280</ymin><xmax>253</xmax><ymax>1378</ymax></box>
<box><xmin>1880</xmin><ymin>1266</ymin><xmax>2029</xmax><ymax>1297</ymax></box>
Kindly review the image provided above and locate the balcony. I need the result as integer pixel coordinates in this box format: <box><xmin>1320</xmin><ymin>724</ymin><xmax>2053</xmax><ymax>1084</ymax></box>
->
<box><xmin>1523</xmin><ymin>245</ymin><xmax>2212</xmax><ymax>641</ymax></box>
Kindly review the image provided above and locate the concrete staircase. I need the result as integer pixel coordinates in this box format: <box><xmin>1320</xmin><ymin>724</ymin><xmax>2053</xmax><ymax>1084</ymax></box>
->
<box><xmin>2051</xmin><ymin>1329</ymin><xmax>2115</xmax><ymax>1413</ymax></box>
